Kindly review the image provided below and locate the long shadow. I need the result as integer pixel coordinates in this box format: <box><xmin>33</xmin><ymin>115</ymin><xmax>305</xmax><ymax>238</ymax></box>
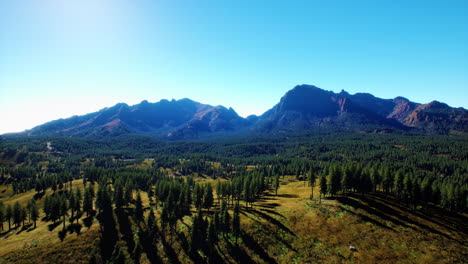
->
<box><xmin>97</xmin><ymin>210</ymin><xmax>119</xmax><ymax>261</ymax></box>
<box><xmin>259</xmin><ymin>208</ymin><xmax>286</xmax><ymax>218</ymax></box>
<box><xmin>175</xmin><ymin>230</ymin><xmax>190</xmax><ymax>258</ymax></box>
<box><xmin>256</xmin><ymin>202</ymin><xmax>280</xmax><ymax>209</ymax></box>
<box><xmin>33</xmin><ymin>191</ymin><xmax>45</xmax><ymax>200</ymax></box>
<box><xmin>83</xmin><ymin>216</ymin><xmax>94</xmax><ymax>229</ymax></box>
<box><xmin>240</xmin><ymin>232</ymin><xmax>278</xmax><ymax>264</ymax></box>
<box><xmin>247</xmin><ymin>208</ymin><xmax>296</xmax><ymax>237</ymax></box>
<box><xmin>337</xmin><ymin>196</ymin><xmax>413</xmax><ymax>228</ymax></box>
<box><xmin>225</xmin><ymin>239</ymin><xmax>256</xmax><ymax>264</ymax></box>
<box><xmin>240</xmin><ymin>210</ymin><xmax>296</xmax><ymax>254</ymax></box>
<box><xmin>161</xmin><ymin>232</ymin><xmax>182</xmax><ymax>264</ymax></box>
<box><xmin>358</xmin><ymin>194</ymin><xmax>464</xmax><ymax>242</ymax></box>
<box><xmin>204</xmin><ymin>243</ymin><xmax>226</xmax><ymax>264</ymax></box>
<box><xmin>48</xmin><ymin>221</ymin><xmax>61</xmax><ymax>231</ymax></box>
<box><xmin>115</xmin><ymin>208</ymin><xmax>135</xmax><ymax>252</ymax></box>
<box><xmin>15</xmin><ymin>224</ymin><xmax>31</xmax><ymax>235</ymax></box>
<box><xmin>276</xmin><ymin>194</ymin><xmax>298</xmax><ymax>198</ymax></box>
<box><xmin>368</xmin><ymin>193</ymin><xmax>467</xmax><ymax>235</ymax></box>
<box><xmin>342</xmin><ymin>194</ymin><xmax>462</xmax><ymax>243</ymax></box>
<box><xmin>338</xmin><ymin>204</ymin><xmax>394</xmax><ymax>231</ymax></box>
<box><xmin>141</xmin><ymin>233</ymin><xmax>164</xmax><ymax>264</ymax></box>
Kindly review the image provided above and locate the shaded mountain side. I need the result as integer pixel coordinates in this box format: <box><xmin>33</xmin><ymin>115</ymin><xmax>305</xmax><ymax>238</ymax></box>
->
<box><xmin>256</xmin><ymin>85</ymin><xmax>408</xmax><ymax>133</ymax></box>
<box><xmin>27</xmin><ymin>99</ymin><xmax>254</xmax><ymax>139</ymax></box>
<box><xmin>19</xmin><ymin>84</ymin><xmax>468</xmax><ymax>139</ymax></box>
<box><xmin>256</xmin><ymin>85</ymin><xmax>466</xmax><ymax>134</ymax></box>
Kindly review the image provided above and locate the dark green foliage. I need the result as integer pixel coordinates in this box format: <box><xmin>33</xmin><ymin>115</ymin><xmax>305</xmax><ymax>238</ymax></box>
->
<box><xmin>146</xmin><ymin>208</ymin><xmax>158</xmax><ymax>244</ymax></box>
<box><xmin>273</xmin><ymin>174</ymin><xmax>280</xmax><ymax>196</ymax></box>
<box><xmin>134</xmin><ymin>192</ymin><xmax>144</xmax><ymax>222</ymax></box>
<box><xmin>113</xmin><ymin>185</ymin><xmax>125</xmax><ymax>209</ymax></box>
<box><xmin>319</xmin><ymin>169</ymin><xmax>328</xmax><ymax>203</ymax></box>
<box><xmin>189</xmin><ymin>210</ymin><xmax>206</xmax><ymax>255</ymax></box>
<box><xmin>83</xmin><ymin>185</ymin><xmax>94</xmax><ymax>217</ymax></box>
<box><xmin>203</xmin><ymin>183</ymin><xmax>214</xmax><ymax>210</ymax></box>
<box><xmin>29</xmin><ymin>199</ymin><xmax>39</xmax><ymax>228</ymax></box>
<box><xmin>327</xmin><ymin>165</ymin><xmax>342</xmax><ymax>197</ymax></box>
<box><xmin>0</xmin><ymin>202</ymin><xmax>5</xmax><ymax>231</ymax></box>
<box><xmin>232</xmin><ymin>203</ymin><xmax>241</xmax><ymax>244</ymax></box>
<box><xmin>206</xmin><ymin>218</ymin><xmax>217</xmax><ymax>245</ymax></box>
<box><xmin>6</xmin><ymin>204</ymin><xmax>12</xmax><ymax>230</ymax></box>
<box><xmin>13</xmin><ymin>202</ymin><xmax>22</xmax><ymax>228</ymax></box>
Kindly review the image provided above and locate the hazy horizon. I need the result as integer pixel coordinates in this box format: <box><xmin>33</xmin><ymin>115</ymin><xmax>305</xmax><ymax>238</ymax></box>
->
<box><xmin>1</xmin><ymin>0</ymin><xmax>467</xmax><ymax>134</ymax></box>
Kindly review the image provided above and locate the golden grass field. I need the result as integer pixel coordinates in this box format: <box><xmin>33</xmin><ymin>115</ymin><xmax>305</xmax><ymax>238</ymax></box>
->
<box><xmin>1</xmin><ymin>177</ymin><xmax>466</xmax><ymax>264</ymax></box>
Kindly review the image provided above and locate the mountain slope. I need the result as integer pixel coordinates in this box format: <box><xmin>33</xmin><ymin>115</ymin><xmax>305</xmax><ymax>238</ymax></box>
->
<box><xmin>256</xmin><ymin>85</ymin><xmax>467</xmax><ymax>134</ymax></box>
<box><xmin>20</xmin><ymin>84</ymin><xmax>468</xmax><ymax>138</ymax></box>
<box><xmin>27</xmin><ymin>99</ymin><xmax>253</xmax><ymax>139</ymax></box>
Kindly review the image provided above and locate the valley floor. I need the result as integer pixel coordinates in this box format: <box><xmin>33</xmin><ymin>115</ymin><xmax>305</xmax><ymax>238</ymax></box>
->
<box><xmin>0</xmin><ymin>177</ymin><xmax>467</xmax><ymax>264</ymax></box>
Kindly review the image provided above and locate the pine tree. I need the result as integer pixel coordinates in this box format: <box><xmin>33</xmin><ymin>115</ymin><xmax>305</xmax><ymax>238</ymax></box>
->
<box><xmin>30</xmin><ymin>199</ymin><xmax>39</xmax><ymax>228</ymax></box>
<box><xmin>206</xmin><ymin>218</ymin><xmax>217</xmax><ymax>246</ymax></box>
<box><xmin>146</xmin><ymin>208</ymin><xmax>158</xmax><ymax>244</ymax></box>
<box><xmin>134</xmin><ymin>192</ymin><xmax>144</xmax><ymax>223</ymax></box>
<box><xmin>232</xmin><ymin>203</ymin><xmax>241</xmax><ymax>244</ymax></box>
<box><xmin>59</xmin><ymin>195</ymin><xmax>68</xmax><ymax>230</ymax></box>
<box><xmin>114</xmin><ymin>185</ymin><xmax>125</xmax><ymax>209</ymax></box>
<box><xmin>69</xmin><ymin>191</ymin><xmax>77</xmax><ymax>219</ymax></box>
<box><xmin>124</xmin><ymin>184</ymin><xmax>133</xmax><ymax>206</ymax></box>
<box><xmin>341</xmin><ymin>166</ymin><xmax>351</xmax><ymax>195</ymax></box>
<box><xmin>21</xmin><ymin>206</ymin><xmax>27</xmax><ymax>227</ymax></box>
<box><xmin>273</xmin><ymin>174</ymin><xmax>280</xmax><ymax>196</ymax></box>
<box><xmin>319</xmin><ymin>170</ymin><xmax>328</xmax><ymax>203</ymax></box>
<box><xmin>13</xmin><ymin>202</ymin><xmax>22</xmax><ymax>229</ymax></box>
<box><xmin>420</xmin><ymin>176</ymin><xmax>432</xmax><ymax>209</ymax></box>
<box><xmin>394</xmin><ymin>170</ymin><xmax>404</xmax><ymax>201</ymax></box>
<box><xmin>83</xmin><ymin>187</ymin><xmax>93</xmax><ymax>217</ymax></box>
<box><xmin>189</xmin><ymin>210</ymin><xmax>205</xmax><ymax>255</ymax></box>
<box><xmin>0</xmin><ymin>202</ymin><xmax>5</xmax><ymax>231</ymax></box>
<box><xmin>327</xmin><ymin>166</ymin><xmax>341</xmax><ymax>197</ymax></box>
<box><xmin>220</xmin><ymin>200</ymin><xmax>230</xmax><ymax>234</ymax></box>
<box><xmin>193</xmin><ymin>184</ymin><xmax>203</xmax><ymax>209</ymax></box>
<box><xmin>6</xmin><ymin>204</ymin><xmax>12</xmax><ymax>231</ymax></box>
<box><xmin>203</xmin><ymin>183</ymin><xmax>214</xmax><ymax>210</ymax></box>
<box><xmin>308</xmin><ymin>170</ymin><xmax>316</xmax><ymax>199</ymax></box>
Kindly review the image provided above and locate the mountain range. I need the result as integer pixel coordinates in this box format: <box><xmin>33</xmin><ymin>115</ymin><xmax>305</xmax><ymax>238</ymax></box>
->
<box><xmin>20</xmin><ymin>85</ymin><xmax>468</xmax><ymax>139</ymax></box>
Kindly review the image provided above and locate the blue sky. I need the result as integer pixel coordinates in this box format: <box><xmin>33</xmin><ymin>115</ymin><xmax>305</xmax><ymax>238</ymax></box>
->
<box><xmin>0</xmin><ymin>0</ymin><xmax>467</xmax><ymax>134</ymax></box>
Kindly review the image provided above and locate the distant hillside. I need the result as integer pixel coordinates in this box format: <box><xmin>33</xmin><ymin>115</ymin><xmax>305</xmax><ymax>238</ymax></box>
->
<box><xmin>25</xmin><ymin>98</ymin><xmax>254</xmax><ymax>139</ymax></box>
<box><xmin>17</xmin><ymin>84</ymin><xmax>468</xmax><ymax>139</ymax></box>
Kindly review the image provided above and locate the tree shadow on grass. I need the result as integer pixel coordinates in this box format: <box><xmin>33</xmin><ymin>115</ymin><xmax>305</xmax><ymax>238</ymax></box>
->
<box><xmin>257</xmin><ymin>202</ymin><xmax>281</xmax><ymax>209</ymax></box>
<box><xmin>246</xmin><ymin>208</ymin><xmax>296</xmax><ymax>237</ymax></box>
<box><xmin>336</xmin><ymin>196</ymin><xmax>398</xmax><ymax>230</ymax></box>
<box><xmin>115</xmin><ymin>208</ymin><xmax>135</xmax><ymax>252</ymax></box>
<box><xmin>48</xmin><ymin>221</ymin><xmax>61</xmax><ymax>231</ymax></box>
<box><xmin>259</xmin><ymin>208</ymin><xmax>286</xmax><ymax>219</ymax></box>
<box><xmin>161</xmin><ymin>232</ymin><xmax>182</xmax><ymax>264</ymax></box>
<box><xmin>239</xmin><ymin>231</ymin><xmax>278</xmax><ymax>264</ymax></box>
<box><xmin>141</xmin><ymin>235</ymin><xmax>164</xmax><ymax>264</ymax></box>
<box><xmin>83</xmin><ymin>216</ymin><xmax>94</xmax><ymax>229</ymax></box>
<box><xmin>225</xmin><ymin>239</ymin><xmax>257</xmax><ymax>264</ymax></box>
<box><xmin>369</xmin><ymin>193</ymin><xmax>468</xmax><ymax>235</ymax></box>
<box><xmin>240</xmin><ymin>209</ymin><xmax>296</xmax><ymax>256</ymax></box>
<box><xmin>353</xmin><ymin>194</ymin><xmax>464</xmax><ymax>243</ymax></box>
<box><xmin>339</xmin><ymin>194</ymin><xmax>462</xmax><ymax>243</ymax></box>
<box><xmin>276</xmin><ymin>194</ymin><xmax>299</xmax><ymax>198</ymax></box>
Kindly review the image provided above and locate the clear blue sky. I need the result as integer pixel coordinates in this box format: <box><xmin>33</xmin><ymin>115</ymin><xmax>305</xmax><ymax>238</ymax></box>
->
<box><xmin>1</xmin><ymin>0</ymin><xmax>467</xmax><ymax>134</ymax></box>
